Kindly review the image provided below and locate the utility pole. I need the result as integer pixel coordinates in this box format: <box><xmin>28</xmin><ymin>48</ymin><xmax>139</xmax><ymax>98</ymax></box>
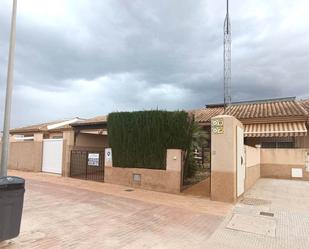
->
<box><xmin>0</xmin><ymin>0</ymin><xmax>18</xmax><ymax>177</ymax></box>
<box><xmin>224</xmin><ymin>0</ymin><xmax>231</xmax><ymax>111</ymax></box>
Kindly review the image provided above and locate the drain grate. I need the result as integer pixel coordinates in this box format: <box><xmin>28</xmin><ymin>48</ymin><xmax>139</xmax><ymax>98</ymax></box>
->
<box><xmin>260</xmin><ymin>211</ymin><xmax>274</xmax><ymax>217</ymax></box>
<box><xmin>241</xmin><ymin>198</ymin><xmax>271</xmax><ymax>206</ymax></box>
<box><xmin>124</xmin><ymin>189</ymin><xmax>134</xmax><ymax>192</ymax></box>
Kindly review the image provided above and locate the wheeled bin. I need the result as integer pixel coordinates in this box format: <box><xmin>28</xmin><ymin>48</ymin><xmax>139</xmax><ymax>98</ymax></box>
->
<box><xmin>0</xmin><ymin>176</ymin><xmax>25</xmax><ymax>241</ymax></box>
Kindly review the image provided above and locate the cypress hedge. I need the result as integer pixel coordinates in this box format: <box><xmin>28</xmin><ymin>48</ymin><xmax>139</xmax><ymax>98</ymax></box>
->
<box><xmin>107</xmin><ymin>110</ymin><xmax>194</xmax><ymax>170</ymax></box>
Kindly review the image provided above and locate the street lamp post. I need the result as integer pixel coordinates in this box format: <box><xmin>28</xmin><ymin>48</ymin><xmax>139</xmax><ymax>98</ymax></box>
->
<box><xmin>0</xmin><ymin>0</ymin><xmax>18</xmax><ymax>177</ymax></box>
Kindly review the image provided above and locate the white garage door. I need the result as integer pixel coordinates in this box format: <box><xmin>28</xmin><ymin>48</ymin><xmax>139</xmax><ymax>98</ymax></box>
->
<box><xmin>42</xmin><ymin>139</ymin><xmax>63</xmax><ymax>174</ymax></box>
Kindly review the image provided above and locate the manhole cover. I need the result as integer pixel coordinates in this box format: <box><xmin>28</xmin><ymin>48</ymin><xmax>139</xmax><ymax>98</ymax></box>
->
<box><xmin>241</xmin><ymin>198</ymin><xmax>271</xmax><ymax>206</ymax></box>
<box><xmin>226</xmin><ymin>214</ymin><xmax>276</xmax><ymax>237</ymax></box>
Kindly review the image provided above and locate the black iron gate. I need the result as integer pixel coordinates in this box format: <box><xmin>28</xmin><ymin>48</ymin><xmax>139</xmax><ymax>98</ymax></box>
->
<box><xmin>70</xmin><ymin>150</ymin><xmax>105</xmax><ymax>182</ymax></box>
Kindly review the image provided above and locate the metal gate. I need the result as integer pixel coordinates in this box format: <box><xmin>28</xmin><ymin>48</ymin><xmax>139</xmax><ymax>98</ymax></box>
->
<box><xmin>70</xmin><ymin>150</ymin><xmax>105</xmax><ymax>182</ymax></box>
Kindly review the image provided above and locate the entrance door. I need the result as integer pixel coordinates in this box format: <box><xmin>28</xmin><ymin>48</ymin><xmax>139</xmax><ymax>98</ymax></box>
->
<box><xmin>70</xmin><ymin>150</ymin><xmax>105</xmax><ymax>182</ymax></box>
<box><xmin>236</xmin><ymin>126</ymin><xmax>245</xmax><ymax>197</ymax></box>
<box><xmin>42</xmin><ymin>139</ymin><xmax>63</xmax><ymax>174</ymax></box>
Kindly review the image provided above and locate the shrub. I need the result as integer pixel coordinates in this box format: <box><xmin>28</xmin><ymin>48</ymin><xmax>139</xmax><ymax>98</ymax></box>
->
<box><xmin>107</xmin><ymin>110</ymin><xmax>193</xmax><ymax>170</ymax></box>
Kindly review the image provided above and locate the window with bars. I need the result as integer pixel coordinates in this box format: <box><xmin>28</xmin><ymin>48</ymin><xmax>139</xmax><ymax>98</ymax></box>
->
<box><xmin>260</xmin><ymin>137</ymin><xmax>295</xmax><ymax>148</ymax></box>
<box><xmin>261</xmin><ymin>141</ymin><xmax>295</xmax><ymax>148</ymax></box>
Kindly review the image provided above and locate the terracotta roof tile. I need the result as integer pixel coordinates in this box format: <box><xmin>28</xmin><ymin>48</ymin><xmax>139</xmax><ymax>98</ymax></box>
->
<box><xmin>10</xmin><ymin>118</ymin><xmax>83</xmax><ymax>133</ymax></box>
<box><xmin>300</xmin><ymin>99</ymin><xmax>309</xmax><ymax>113</ymax></box>
<box><xmin>10</xmin><ymin>120</ymin><xmax>66</xmax><ymax>133</ymax></box>
<box><xmin>225</xmin><ymin>100</ymin><xmax>307</xmax><ymax>119</ymax></box>
<box><xmin>193</xmin><ymin>98</ymin><xmax>308</xmax><ymax>123</ymax></box>
<box><xmin>193</xmin><ymin>107</ymin><xmax>224</xmax><ymax>123</ymax></box>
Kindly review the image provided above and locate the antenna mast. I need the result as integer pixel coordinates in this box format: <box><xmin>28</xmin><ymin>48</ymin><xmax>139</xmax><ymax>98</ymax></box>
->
<box><xmin>224</xmin><ymin>0</ymin><xmax>231</xmax><ymax>110</ymax></box>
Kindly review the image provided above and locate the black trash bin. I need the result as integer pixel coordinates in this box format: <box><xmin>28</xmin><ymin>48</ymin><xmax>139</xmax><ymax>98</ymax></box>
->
<box><xmin>0</xmin><ymin>176</ymin><xmax>25</xmax><ymax>242</ymax></box>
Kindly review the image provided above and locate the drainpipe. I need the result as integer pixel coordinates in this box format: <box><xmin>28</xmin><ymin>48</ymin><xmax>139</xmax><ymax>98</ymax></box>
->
<box><xmin>0</xmin><ymin>0</ymin><xmax>18</xmax><ymax>177</ymax></box>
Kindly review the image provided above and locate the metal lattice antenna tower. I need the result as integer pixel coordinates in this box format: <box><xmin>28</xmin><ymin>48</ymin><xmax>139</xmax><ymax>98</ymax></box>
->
<box><xmin>224</xmin><ymin>0</ymin><xmax>231</xmax><ymax>110</ymax></box>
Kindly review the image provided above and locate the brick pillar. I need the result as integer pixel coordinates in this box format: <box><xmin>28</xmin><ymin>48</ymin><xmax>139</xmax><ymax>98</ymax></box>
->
<box><xmin>62</xmin><ymin>130</ymin><xmax>75</xmax><ymax>177</ymax></box>
<box><xmin>166</xmin><ymin>149</ymin><xmax>183</xmax><ymax>192</ymax></box>
<box><xmin>104</xmin><ymin>148</ymin><xmax>112</xmax><ymax>167</ymax></box>
<box><xmin>33</xmin><ymin>132</ymin><xmax>43</xmax><ymax>142</ymax></box>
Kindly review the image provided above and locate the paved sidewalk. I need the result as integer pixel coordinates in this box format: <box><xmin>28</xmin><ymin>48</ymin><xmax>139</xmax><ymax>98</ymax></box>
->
<box><xmin>204</xmin><ymin>178</ymin><xmax>309</xmax><ymax>249</ymax></box>
<box><xmin>0</xmin><ymin>171</ymin><xmax>231</xmax><ymax>249</ymax></box>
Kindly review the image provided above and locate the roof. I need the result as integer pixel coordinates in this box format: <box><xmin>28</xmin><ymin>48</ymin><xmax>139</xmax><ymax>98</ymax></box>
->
<box><xmin>194</xmin><ymin>97</ymin><xmax>309</xmax><ymax>124</ymax></box>
<box><xmin>70</xmin><ymin>97</ymin><xmax>309</xmax><ymax>127</ymax></box>
<box><xmin>14</xmin><ymin>97</ymin><xmax>307</xmax><ymax>132</ymax></box>
<box><xmin>194</xmin><ymin>107</ymin><xmax>224</xmax><ymax>123</ymax></box>
<box><xmin>10</xmin><ymin>118</ymin><xmax>83</xmax><ymax>134</ymax></box>
<box><xmin>300</xmin><ymin>99</ymin><xmax>309</xmax><ymax>113</ymax></box>
<box><xmin>226</xmin><ymin>99</ymin><xmax>307</xmax><ymax>119</ymax></box>
<box><xmin>71</xmin><ymin>115</ymin><xmax>107</xmax><ymax>127</ymax></box>
<box><xmin>206</xmin><ymin>97</ymin><xmax>297</xmax><ymax>108</ymax></box>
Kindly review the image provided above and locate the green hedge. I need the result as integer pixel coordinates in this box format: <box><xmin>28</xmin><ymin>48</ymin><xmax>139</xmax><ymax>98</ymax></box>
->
<box><xmin>107</xmin><ymin>110</ymin><xmax>193</xmax><ymax>170</ymax></box>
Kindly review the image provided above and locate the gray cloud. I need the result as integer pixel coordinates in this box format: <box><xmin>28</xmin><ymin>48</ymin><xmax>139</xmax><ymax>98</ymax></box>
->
<box><xmin>0</xmin><ymin>0</ymin><xmax>309</xmax><ymax>128</ymax></box>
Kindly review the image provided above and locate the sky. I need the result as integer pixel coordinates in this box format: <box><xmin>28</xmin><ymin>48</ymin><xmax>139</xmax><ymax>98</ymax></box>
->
<box><xmin>0</xmin><ymin>0</ymin><xmax>309</xmax><ymax>128</ymax></box>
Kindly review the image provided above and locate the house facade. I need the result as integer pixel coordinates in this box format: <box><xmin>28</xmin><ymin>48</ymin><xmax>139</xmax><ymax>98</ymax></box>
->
<box><xmin>3</xmin><ymin>96</ymin><xmax>309</xmax><ymax>199</ymax></box>
<box><xmin>5</xmin><ymin>118</ymin><xmax>83</xmax><ymax>174</ymax></box>
<box><xmin>194</xmin><ymin>97</ymin><xmax>309</xmax><ymax>149</ymax></box>
<box><xmin>194</xmin><ymin>97</ymin><xmax>309</xmax><ymax>182</ymax></box>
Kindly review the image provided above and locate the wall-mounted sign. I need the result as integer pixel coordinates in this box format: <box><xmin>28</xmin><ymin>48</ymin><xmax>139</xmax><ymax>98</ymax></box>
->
<box><xmin>211</xmin><ymin>118</ymin><xmax>224</xmax><ymax>134</ymax></box>
<box><xmin>88</xmin><ymin>153</ymin><xmax>100</xmax><ymax>166</ymax></box>
<box><xmin>132</xmin><ymin>173</ymin><xmax>141</xmax><ymax>182</ymax></box>
<box><xmin>291</xmin><ymin>168</ymin><xmax>303</xmax><ymax>178</ymax></box>
<box><xmin>105</xmin><ymin>148</ymin><xmax>112</xmax><ymax>162</ymax></box>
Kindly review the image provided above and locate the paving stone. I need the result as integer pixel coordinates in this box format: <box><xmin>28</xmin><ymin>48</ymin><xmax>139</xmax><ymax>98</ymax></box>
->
<box><xmin>1</xmin><ymin>170</ymin><xmax>228</xmax><ymax>249</ymax></box>
<box><xmin>205</xmin><ymin>179</ymin><xmax>309</xmax><ymax>249</ymax></box>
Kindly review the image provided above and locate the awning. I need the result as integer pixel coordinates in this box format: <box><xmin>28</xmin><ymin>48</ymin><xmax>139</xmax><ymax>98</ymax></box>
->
<box><xmin>80</xmin><ymin>129</ymin><xmax>107</xmax><ymax>135</ymax></box>
<box><xmin>244</xmin><ymin>122</ymin><xmax>308</xmax><ymax>137</ymax></box>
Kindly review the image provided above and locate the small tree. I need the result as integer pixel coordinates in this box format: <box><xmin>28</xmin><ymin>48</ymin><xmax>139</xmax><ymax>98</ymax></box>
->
<box><xmin>191</xmin><ymin>123</ymin><xmax>209</xmax><ymax>150</ymax></box>
<box><xmin>183</xmin><ymin>122</ymin><xmax>209</xmax><ymax>181</ymax></box>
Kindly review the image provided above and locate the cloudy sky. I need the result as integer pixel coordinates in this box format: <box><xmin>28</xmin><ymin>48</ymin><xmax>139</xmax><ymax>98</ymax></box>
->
<box><xmin>0</xmin><ymin>0</ymin><xmax>309</xmax><ymax>128</ymax></box>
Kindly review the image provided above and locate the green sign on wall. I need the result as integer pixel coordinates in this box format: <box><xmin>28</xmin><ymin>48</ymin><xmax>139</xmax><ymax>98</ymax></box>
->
<box><xmin>211</xmin><ymin>118</ymin><xmax>224</xmax><ymax>134</ymax></box>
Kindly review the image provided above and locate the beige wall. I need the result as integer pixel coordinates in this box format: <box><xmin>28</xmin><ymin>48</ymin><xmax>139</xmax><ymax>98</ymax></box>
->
<box><xmin>75</xmin><ymin>133</ymin><xmax>108</xmax><ymax>149</ymax></box>
<box><xmin>8</xmin><ymin>141</ymin><xmax>43</xmax><ymax>172</ymax></box>
<box><xmin>105</xmin><ymin>167</ymin><xmax>182</xmax><ymax>193</ymax></box>
<box><xmin>260</xmin><ymin>148</ymin><xmax>309</xmax><ymax>180</ymax></box>
<box><xmin>104</xmin><ymin>149</ymin><xmax>183</xmax><ymax>194</ymax></box>
<box><xmin>244</xmin><ymin>145</ymin><xmax>260</xmax><ymax>191</ymax></box>
<box><xmin>211</xmin><ymin>115</ymin><xmax>243</xmax><ymax>203</ymax></box>
<box><xmin>7</xmin><ymin>129</ymin><xmax>109</xmax><ymax>177</ymax></box>
<box><xmin>7</xmin><ymin>130</ymin><xmax>71</xmax><ymax>176</ymax></box>
<box><xmin>245</xmin><ymin>165</ymin><xmax>260</xmax><ymax>189</ymax></box>
<box><xmin>245</xmin><ymin>145</ymin><xmax>260</xmax><ymax>167</ymax></box>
